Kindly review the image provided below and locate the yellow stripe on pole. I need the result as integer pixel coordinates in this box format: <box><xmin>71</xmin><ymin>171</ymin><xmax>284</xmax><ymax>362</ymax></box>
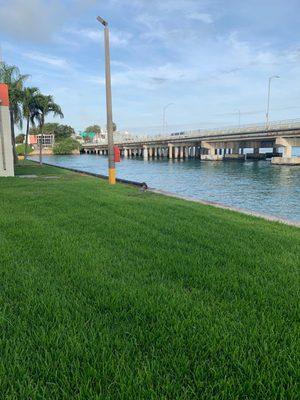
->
<box><xmin>108</xmin><ymin>168</ymin><xmax>116</xmax><ymax>185</ymax></box>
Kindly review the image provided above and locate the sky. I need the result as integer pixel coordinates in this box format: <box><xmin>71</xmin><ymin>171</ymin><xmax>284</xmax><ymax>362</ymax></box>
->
<box><xmin>1</xmin><ymin>0</ymin><xmax>300</xmax><ymax>135</ymax></box>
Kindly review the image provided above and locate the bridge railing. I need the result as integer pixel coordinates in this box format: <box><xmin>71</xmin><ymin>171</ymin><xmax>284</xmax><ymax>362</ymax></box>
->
<box><xmin>85</xmin><ymin>118</ymin><xmax>300</xmax><ymax>146</ymax></box>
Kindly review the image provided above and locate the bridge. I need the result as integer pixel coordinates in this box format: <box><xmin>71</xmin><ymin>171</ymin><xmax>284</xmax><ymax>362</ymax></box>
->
<box><xmin>82</xmin><ymin>119</ymin><xmax>300</xmax><ymax>165</ymax></box>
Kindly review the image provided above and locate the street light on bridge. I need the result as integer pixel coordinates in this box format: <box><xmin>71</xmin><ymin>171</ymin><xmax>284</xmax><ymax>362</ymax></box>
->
<box><xmin>97</xmin><ymin>16</ymin><xmax>116</xmax><ymax>185</ymax></box>
<box><xmin>266</xmin><ymin>75</ymin><xmax>280</xmax><ymax>130</ymax></box>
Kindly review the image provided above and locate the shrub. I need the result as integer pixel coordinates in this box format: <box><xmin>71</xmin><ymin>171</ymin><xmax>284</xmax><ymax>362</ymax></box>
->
<box><xmin>16</xmin><ymin>144</ymin><xmax>34</xmax><ymax>156</ymax></box>
<box><xmin>52</xmin><ymin>138</ymin><xmax>81</xmax><ymax>155</ymax></box>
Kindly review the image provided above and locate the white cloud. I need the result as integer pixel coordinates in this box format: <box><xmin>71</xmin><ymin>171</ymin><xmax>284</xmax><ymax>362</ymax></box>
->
<box><xmin>22</xmin><ymin>52</ymin><xmax>69</xmax><ymax>69</ymax></box>
<box><xmin>88</xmin><ymin>62</ymin><xmax>197</xmax><ymax>90</ymax></box>
<box><xmin>110</xmin><ymin>31</ymin><xmax>132</xmax><ymax>47</ymax></box>
<box><xmin>0</xmin><ymin>0</ymin><xmax>64</xmax><ymax>41</ymax></box>
<box><xmin>0</xmin><ymin>0</ymin><xmax>98</xmax><ymax>42</ymax></box>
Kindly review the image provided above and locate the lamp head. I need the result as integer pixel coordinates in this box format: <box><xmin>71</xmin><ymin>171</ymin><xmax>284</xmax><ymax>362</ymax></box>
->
<box><xmin>97</xmin><ymin>16</ymin><xmax>108</xmax><ymax>26</ymax></box>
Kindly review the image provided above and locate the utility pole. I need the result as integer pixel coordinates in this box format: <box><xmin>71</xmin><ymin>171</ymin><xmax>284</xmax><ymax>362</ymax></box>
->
<box><xmin>97</xmin><ymin>16</ymin><xmax>116</xmax><ymax>184</ymax></box>
<box><xmin>266</xmin><ymin>75</ymin><xmax>280</xmax><ymax>130</ymax></box>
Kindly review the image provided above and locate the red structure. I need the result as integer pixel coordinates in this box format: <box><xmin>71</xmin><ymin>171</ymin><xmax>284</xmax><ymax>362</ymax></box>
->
<box><xmin>0</xmin><ymin>84</ymin><xmax>9</xmax><ymax>107</ymax></box>
<box><xmin>114</xmin><ymin>146</ymin><xmax>120</xmax><ymax>162</ymax></box>
<box><xmin>28</xmin><ymin>135</ymin><xmax>38</xmax><ymax>145</ymax></box>
<box><xmin>0</xmin><ymin>83</ymin><xmax>14</xmax><ymax>176</ymax></box>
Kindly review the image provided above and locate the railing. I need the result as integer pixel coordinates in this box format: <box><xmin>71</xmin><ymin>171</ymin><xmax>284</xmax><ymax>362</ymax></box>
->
<box><xmin>84</xmin><ymin>118</ymin><xmax>300</xmax><ymax>147</ymax></box>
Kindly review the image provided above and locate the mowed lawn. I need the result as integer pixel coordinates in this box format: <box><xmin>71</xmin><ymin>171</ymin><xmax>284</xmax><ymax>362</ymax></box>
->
<box><xmin>0</xmin><ymin>162</ymin><xmax>299</xmax><ymax>399</ymax></box>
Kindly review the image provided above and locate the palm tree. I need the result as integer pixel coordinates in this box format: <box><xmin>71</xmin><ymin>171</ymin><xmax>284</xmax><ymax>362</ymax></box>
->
<box><xmin>0</xmin><ymin>62</ymin><xmax>29</xmax><ymax>164</ymax></box>
<box><xmin>35</xmin><ymin>94</ymin><xmax>64</xmax><ymax>165</ymax></box>
<box><xmin>22</xmin><ymin>87</ymin><xmax>41</xmax><ymax>160</ymax></box>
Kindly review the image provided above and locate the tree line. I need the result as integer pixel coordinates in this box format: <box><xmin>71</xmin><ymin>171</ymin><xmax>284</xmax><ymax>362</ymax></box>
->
<box><xmin>0</xmin><ymin>62</ymin><xmax>118</xmax><ymax>162</ymax></box>
<box><xmin>0</xmin><ymin>61</ymin><xmax>64</xmax><ymax>165</ymax></box>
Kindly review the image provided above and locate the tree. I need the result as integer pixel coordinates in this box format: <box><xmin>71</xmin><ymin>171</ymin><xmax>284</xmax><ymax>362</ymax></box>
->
<box><xmin>54</xmin><ymin>125</ymin><xmax>75</xmax><ymax>142</ymax></box>
<box><xmin>16</xmin><ymin>133</ymin><xmax>25</xmax><ymax>144</ymax></box>
<box><xmin>16</xmin><ymin>144</ymin><xmax>34</xmax><ymax>156</ymax></box>
<box><xmin>30</xmin><ymin>122</ymin><xmax>59</xmax><ymax>136</ymax></box>
<box><xmin>35</xmin><ymin>94</ymin><xmax>64</xmax><ymax>165</ymax></box>
<box><xmin>0</xmin><ymin>62</ymin><xmax>29</xmax><ymax>164</ymax></box>
<box><xmin>29</xmin><ymin>123</ymin><xmax>74</xmax><ymax>142</ymax></box>
<box><xmin>22</xmin><ymin>86</ymin><xmax>41</xmax><ymax>160</ymax></box>
<box><xmin>52</xmin><ymin>138</ymin><xmax>81</xmax><ymax>155</ymax></box>
<box><xmin>85</xmin><ymin>125</ymin><xmax>101</xmax><ymax>134</ymax></box>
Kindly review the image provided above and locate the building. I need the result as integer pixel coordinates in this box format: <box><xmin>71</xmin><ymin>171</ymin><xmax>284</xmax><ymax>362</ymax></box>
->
<box><xmin>28</xmin><ymin>134</ymin><xmax>55</xmax><ymax>149</ymax></box>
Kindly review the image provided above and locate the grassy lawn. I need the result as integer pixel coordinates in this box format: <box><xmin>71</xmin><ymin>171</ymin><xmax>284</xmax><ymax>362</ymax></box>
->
<box><xmin>0</xmin><ymin>162</ymin><xmax>299</xmax><ymax>399</ymax></box>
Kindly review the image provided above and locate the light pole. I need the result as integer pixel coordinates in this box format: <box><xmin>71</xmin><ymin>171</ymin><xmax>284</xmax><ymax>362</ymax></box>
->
<box><xmin>97</xmin><ymin>16</ymin><xmax>115</xmax><ymax>184</ymax></box>
<box><xmin>266</xmin><ymin>75</ymin><xmax>280</xmax><ymax>130</ymax></box>
<box><xmin>162</xmin><ymin>103</ymin><xmax>174</xmax><ymax>135</ymax></box>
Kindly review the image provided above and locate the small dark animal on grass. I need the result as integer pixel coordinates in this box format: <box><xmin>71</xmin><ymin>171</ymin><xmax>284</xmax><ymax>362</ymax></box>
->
<box><xmin>140</xmin><ymin>182</ymin><xmax>148</xmax><ymax>192</ymax></box>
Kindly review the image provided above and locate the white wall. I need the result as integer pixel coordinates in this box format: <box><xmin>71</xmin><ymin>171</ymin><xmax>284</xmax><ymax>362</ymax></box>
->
<box><xmin>0</xmin><ymin>105</ymin><xmax>14</xmax><ymax>177</ymax></box>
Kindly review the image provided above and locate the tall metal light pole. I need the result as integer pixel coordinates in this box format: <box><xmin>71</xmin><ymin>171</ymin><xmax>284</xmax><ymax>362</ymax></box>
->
<box><xmin>266</xmin><ymin>75</ymin><xmax>280</xmax><ymax>130</ymax></box>
<box><xmin>97</xmin><ymin>16</ymin><xmax>116</xmax><ymax>184</ymax></box>
<box><xmin>162</xmin><ymin>103</ymin><xmax>174</xmax><ymax>135</ymax></box>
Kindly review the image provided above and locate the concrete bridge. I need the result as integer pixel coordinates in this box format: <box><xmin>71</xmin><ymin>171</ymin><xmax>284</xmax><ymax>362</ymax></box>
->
<box><xmin>82</xmin><ymin>119</ymin><xmax>300</xmax><ymax>165</ymax></box>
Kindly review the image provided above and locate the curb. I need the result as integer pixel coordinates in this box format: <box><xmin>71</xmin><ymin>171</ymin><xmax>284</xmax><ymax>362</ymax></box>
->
<box><xmin>28</xmin><ymin>160</ymin><xmax>145</xmax><ymax>187</ymax></box>
<box><xmin>149</xmin><ymin>188</ymin><xmax>300</xmax><ymax>228</ymax></box>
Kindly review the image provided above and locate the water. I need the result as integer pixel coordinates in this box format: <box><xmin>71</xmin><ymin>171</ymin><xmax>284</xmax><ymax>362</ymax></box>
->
<box><xmin>31</xmin><ymin>155</ymin><xmax>300</xmax><ymax>223</ymax></box>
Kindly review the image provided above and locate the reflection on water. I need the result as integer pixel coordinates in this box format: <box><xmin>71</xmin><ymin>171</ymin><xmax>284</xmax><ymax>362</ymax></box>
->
<box><xmin>31</xmin><ymin>155</ymin><xmax>300</xmax><ymax>222</ymax></box>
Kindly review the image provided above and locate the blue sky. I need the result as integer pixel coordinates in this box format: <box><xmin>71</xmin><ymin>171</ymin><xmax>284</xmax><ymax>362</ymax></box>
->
<box><xmin>1</xmin><ymin>0</ymin><xmax>300</xmax><ymax>135</ymax></box>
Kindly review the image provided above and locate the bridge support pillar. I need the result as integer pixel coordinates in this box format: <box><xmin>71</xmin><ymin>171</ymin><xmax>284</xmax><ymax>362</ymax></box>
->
<box><xmin>232</xmin><ymin>145</ymin><xmax>239</xmax><ymax>154</ymax></box>
<box><xmin>143</xmin><ymin>146</ymin><xmax>148</xmax><ymax>160</ymax></box>
<box><xmin>174</xmin><ymin>146</ymin><xmax>179</xmax><ymax>159</ymax></box>
<box><xmin>246</xmin><ymin>145</ymin><xmax>265</xmax><ymax>160</ymax></box>
<box><xmin>149</xmin><ymin>147</ymin><xmax>153</xmax><ymax>158</ymax></box>
<box><xmin>201</xmin><ymin>142</ymin><xmax>223</xmax><ymax>161</ymax></box>
<box><xmin>184</xmin><ymin>146</ymin><xmax>189</xmax><ymax>158</ymax></box>
<box><xmin>224</xmin><ymin>143</ymin><xmax>245</xmax><ymax>161</ymax></box>
<box><xmin>272</xmin><ymin>137</ymin><xmax>300</xmax><ymax>165</ymax></box>
<box><xmin>168</xmin><ymin>144</ymin><xmax>173</xmax><ymax>159</ymax></box>
<box><xmin>179</xmin><ymin>146</ymin><xmax>184</xmax><ymax>159</ymax></box>
<box><xmin>123</xmin><ymin>148</ymin><xmax>128</xmax><ymax>158</ymax></box>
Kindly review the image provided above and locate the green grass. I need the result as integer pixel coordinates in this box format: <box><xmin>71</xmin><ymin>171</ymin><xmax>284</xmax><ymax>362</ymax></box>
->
<box><xmin>0</xmin><ymin>162</ymin><xmax>299</xmax><ymax>399</ymax></box>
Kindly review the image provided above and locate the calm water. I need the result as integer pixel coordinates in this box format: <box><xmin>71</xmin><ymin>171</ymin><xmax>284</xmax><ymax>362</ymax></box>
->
<box><xmin>31</xmin><ymin>155</ymin><xmax>300</xmax><ymax>222</ymax></box>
